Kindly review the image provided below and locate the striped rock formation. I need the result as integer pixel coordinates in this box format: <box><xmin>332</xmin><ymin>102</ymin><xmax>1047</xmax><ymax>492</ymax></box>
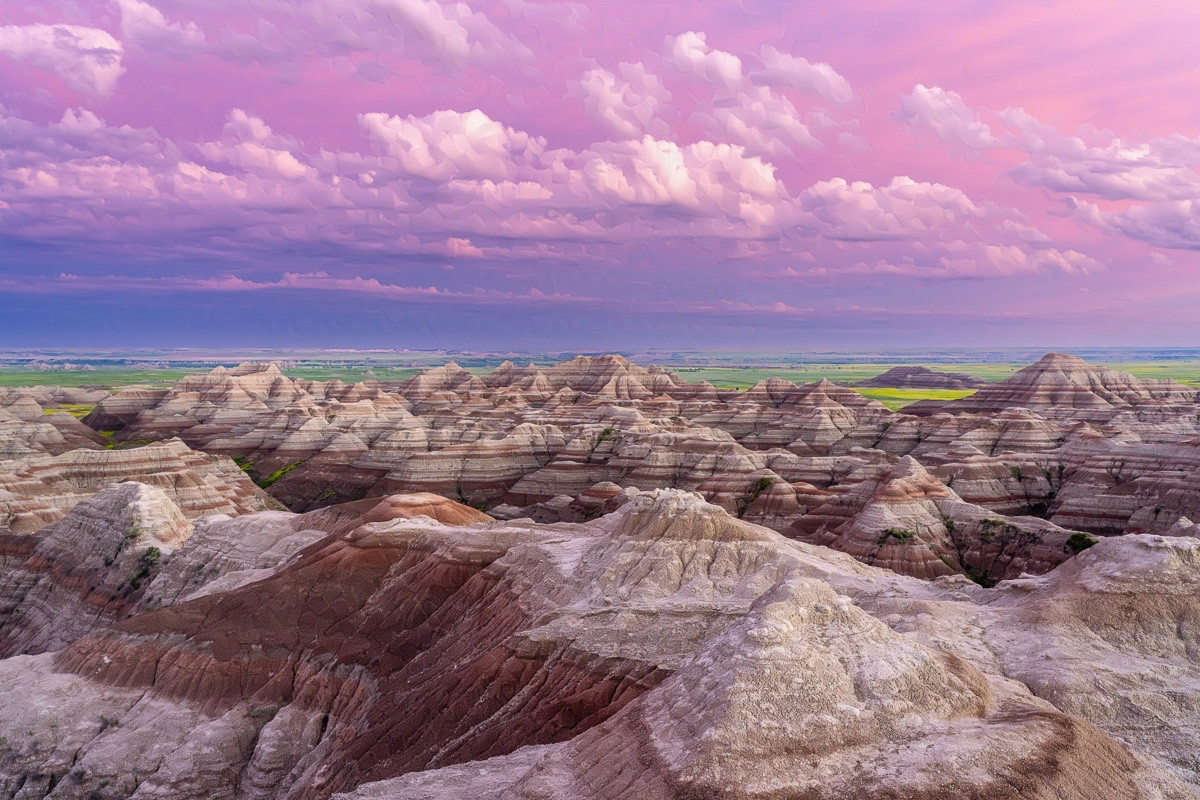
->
<box><xmin>27</xmin><ymin>352</ymin><xmax>1200</xmax><ymax>584</ymax></box>
<box><xmin>907</xmin><ymin>352</ymin><xmax>1198</xmax><ymax>419</ymax></box>
<box><xmin>856</xmin><ymin>364</ymin><xmax>988</xmax><ymax>389</ymax></box>
<box><xmin>0</xmin><ymin>438</ymin><xmax>277</xmax><ymax>535</ymax></box>
<box><xmin>0</xmin><ymin>491</ymin><xmax>1193</xmax><ymax>798</ymax></box>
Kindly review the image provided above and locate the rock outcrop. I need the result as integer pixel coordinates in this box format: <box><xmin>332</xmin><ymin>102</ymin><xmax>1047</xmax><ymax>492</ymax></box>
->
<box><xmin>33</xmin><ymin>352</ymin><xmax>1200</xmax><ymax>584</ymax></box>
<box><xmin>857</xmin><ymin>364</ymin><xmax>987</xmax><ymax>389</ymax></box>
<box><xmin>0</xmin><ymin>463</ymin><xmax>1196</xmax><ymax>799</ymax></box>
<box><xmin>0</xmin><ymin>438</ymin><xmax>277</xmax><ymax>534</ymax></box>
<box><xmin>907</xmin><ymin>352</ymin><xmax>1198</xmax><ymax>419</ymax></box>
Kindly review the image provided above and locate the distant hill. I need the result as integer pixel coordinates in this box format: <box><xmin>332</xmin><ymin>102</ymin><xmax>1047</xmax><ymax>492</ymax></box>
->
<box><xmin>856</xmin><ymin>365</ymin><xmax>986</xmax><ymax>390</ymax></box>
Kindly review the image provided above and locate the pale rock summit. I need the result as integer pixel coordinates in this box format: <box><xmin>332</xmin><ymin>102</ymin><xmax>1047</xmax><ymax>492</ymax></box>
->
<box><xmin>0</xmin><ymin>474</ymin><xmax>1197</xmax><ymax>798</ymax></box>
<box><xmin>0</xmin><ymin>437</ymin><xmax>277</xmax><ymax>534</ymax></box>
<box><xmin>908</xmin><ymin>352</ymin><xmax>1198</xmax><ymax>419</ymax></box>
<box><xmin>857</xmin><ymin>364</ymin><xmax>987</xmax><ymax>389</ymax></box>
<box><xmin>0</xmin><ymin>482</ymin><xmax>191</xmax><ymax>655</ymax></box>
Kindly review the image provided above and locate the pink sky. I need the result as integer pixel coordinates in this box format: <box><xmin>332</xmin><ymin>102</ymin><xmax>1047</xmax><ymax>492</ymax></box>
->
<box><xmin>1</xmin><ymin>0</ymin><xmax>1198</xmax><ymax>348</ymax></box>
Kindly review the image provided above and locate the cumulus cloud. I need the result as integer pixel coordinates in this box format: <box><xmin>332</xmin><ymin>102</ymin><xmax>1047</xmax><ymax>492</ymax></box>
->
<box><xmin>901</xmin><ymin>84</ymin><xmax>1200</xmax><ymax>203</ymax></box>
<box><xmin>358</xmin><ymin>108</ymin><xmax>542</xmax><ymax>181</ymax></box>
<box><xmin>901</xmin><ymin>84</ymin><xmax>1200</xmax><ymax>252</ymax></box>
<box><xmin>937</xmin><ymin>241</ymin><xmax>1099</xmax><ymax>277</ymax></box>
<box><xmin>1095</xmin><ymin>200</ymin><xmax>1200</xmax><ymax>251</ymax></box>
<box><xmin>290</xmin><ymin>0</ymin><xmax>532</xmax><ymax>68</ymax></box>
<box><xmin>795</xmin><ymin>176</ymin><xmax>981</xmax><ymax>240</ymax></box>
<box><xmin>695</xmin><ymin>85</ymin><xmax>821</xmax><ymax>159</ymax></box>
<box><xmin>665</xmin><ymin>31</ymin><xmax>743</xmax><ymax>91</ymax></box>
<box><xmin>898</xmin><ymin>84</ymin><xmax>1001</xmax><ymax>150</ymax></box>
<box><xmin>576</xmin><ymin>63</ymin><xmax>670</xmax><ymax>139</ymax></box>
<box><xmin>114</xmin><ymin>0</ymin><xmax>205</xmax><ymax>50</ymax></box>
<box><xmin>197</xmin><ymin>109</ymin><xmax>310</xmax><ymax>179</ymax></box>
<box><xmin>750</xmin><ymin>45</ymin><xmax>853</xmax><ymax>104</ymax></box>
<box><xmin>0</xmin><ymin>23</ymin><xmax>125</xmax><ymax>97</ymax></box>
<box><xmin>0</xmin><ymin>100</ymin><xmax>1101</xmax><ymax>283</ymax></box>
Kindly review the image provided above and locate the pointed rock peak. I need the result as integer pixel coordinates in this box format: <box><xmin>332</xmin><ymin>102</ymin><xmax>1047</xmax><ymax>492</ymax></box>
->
<box><xmin>1033</xmin><ymin>352</ymin><xmax>1092</xmax><ymax>369</ymax></box>
<box><xmin>603</xmin><ymin>489</ymin><xmax>776</xmax><ymax>543</ymax></box>
<box><xmin>875</xmin><ymin>455</ymin><xmax>955</xmax><ymax>497</ymax></box>
<box><xmin>833</xmin><ymin>456</ymin><xmax>956</xmax><ymax>505</ymax></box>
<box><xmin>749</xmin><ymin>376</ymin><xmax>801</xmax><ymax>392</ymax></box>
<box><xmin>641</xmin><ymin>575</ymin><xmax>991</xmax><ymax>784</ymax></box>
<box><xmin>65</xmin><ymin>481</ymin><xmax>192</xmax><ymax>552</ymax></box>
<box><xmin>1167</xmin><ymin>516</ymin><xmax>1197</xmax><ymax>535</ymax></box>
<box><xmin>229</xmin><ymin>361</ymin><xmax>285</xmax><ymax>377</ymax></box>
<box><xmin>359</xmin><ymin>492</ymin><xmax>492</xmax><ymax>528</ymax></box>
<box><xmin>587</xmin><ymin>354</ymin><xmax>630</xmax><ymax>365</ymax></box>
<box><xmin>4</xmin><ymin>396</ymin><xmax>45</xmax><ymax>420</ymax></box>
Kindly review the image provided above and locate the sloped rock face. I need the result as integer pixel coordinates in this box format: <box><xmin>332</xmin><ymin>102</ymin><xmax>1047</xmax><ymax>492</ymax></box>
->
<box><xmin>907</xmin><ymin>352</ymin><xmax>1199</xmax><ymax>419</ymax></box>
<box><xmin>857</xmin><ymin>365</ymin><xmax>987</xmax><ymax>389</ymax></box>
<box><xmin>0</xmin><ymin>391</ymin><xmax>106</xmax><ymax>457</ymax></box>
<box><xmin>0</xmin><ymin>488</ymin><xmax>1196</xmax><ymax>799</ymax></box>
<box><xmin>0</xmin><ymin>438</ymin><xmax>277</xmax><ymax>535</ymax></box>
<box><xmin>43</xmin><ymin>352</ymin><xmax>1200</xmax><ymax>584</ymax></box>
<box><xmin>0</xmin><ymin>482</ymin><xmax>191</xmax><ymax>656</ymax></box>
<box><xmin>791</xmin><ymin>456</ymin><xmax>1080</xmax><ymax>583</ymax></box>
<box><xmin>5</xmin><ymin>354</ymin><xmax>1200</xmax><ymax>798</ymax></box>
<box><xmin>0</xmin><ymin>487</ymin><xmax>486</xmax><ymax>659</ymax></box>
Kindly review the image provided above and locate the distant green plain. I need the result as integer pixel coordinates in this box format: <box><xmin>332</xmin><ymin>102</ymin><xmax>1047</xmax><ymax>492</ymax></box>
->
<box><xmin>5</xmin><ymin>359</ymin><xmax>1200</xmax><ymax>412</ymax></box>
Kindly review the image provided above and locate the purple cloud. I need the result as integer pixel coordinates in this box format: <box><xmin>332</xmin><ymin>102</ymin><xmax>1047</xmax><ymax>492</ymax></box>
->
<box><xmin>0</xmin><ymin>0</ymin><xmax>1197</xmax><ymax>347</ymax></box>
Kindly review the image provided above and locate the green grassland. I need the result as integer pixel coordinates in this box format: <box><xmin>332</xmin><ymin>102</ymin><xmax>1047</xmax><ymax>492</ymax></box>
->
<box><xmin>0</xmin><ymin>369</ymin><xmax>194</xmax><ymax>388</ymax></box>
<box><xmin>674</xmin><ymin>364</ymin><xmax>1022</xmax><ymax>389</ymax></box>
<box><xmin>849</xmin><ymin>388</ymin><xmax>978</xmax><ymax>411</ymax></box>
<box><xmin>0</xmin><ymin>366</ymin><xmax>425</xmax><ymax>388</ymax></box>
<box><xmin>1104</xmin><ymin>361</ymin><xmax>1200</xmax><ymax>386</ymax></box>
<box><xmin>4</xmin><ymin>358</ymin><xmax>1200</xmax><ymax>413</ymax></box>
<box><xmin>43</xmin><ymin>403</ymin><xmax>96</xmax><ymax>418</ymax></box>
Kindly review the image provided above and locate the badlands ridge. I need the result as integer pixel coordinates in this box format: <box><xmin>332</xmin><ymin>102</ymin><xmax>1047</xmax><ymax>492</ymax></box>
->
<box><xmin>0</xmin><ymin>353</ymin><xmax>1198</xmax><ymax>798</ymax></box>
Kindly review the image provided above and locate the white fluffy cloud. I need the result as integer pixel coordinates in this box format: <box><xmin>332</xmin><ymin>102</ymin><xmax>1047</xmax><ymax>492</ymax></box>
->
<box><xmin>358</xmin><ymin>108</ymin><xmax>542</xmax><ymax>181</ymax></box>
<box><xmin>901</xmin><ymin>84</ymin><xmax>1200</xmax><ymax>252</ymax></box>
<box><xmin>291</xmin><ymin>0</ymin><xmax>532</xmax><ymax>68</ymax></box>
<box><xmin>197</xmin><ymin>110</ymin><xmax>309</xmax><ymax>179</ymax></box>
<box><xmin>795</xmin><ymin>176</ymin><xmax>981</xmax><ymax>240</ymax></box>
<box><xmin>901</xmin><ymin>84</ymin><xmax>1200</xmax><ymax>203</ymax></box>
<box><xmin>751</xmin><ymin>45</ymin><xmax>853</xmax><ymax>104</ymax></box>
<box><xmin>665</xmin><ymin>31</ymin><xmax>743</xmax><ymax>91</ymax></box>
<box><xmin>577</xmin><ymin>63</ymin><xmax>670</xmax><ymax>139</ymax></box>
<box><xmin>696</xmin><ymin>85</ymin><xmax>820</xmax><ymax>159</ymax></box>
<box><xmin>114</xmin><ymin>0</ymin><xmax>205</xmax><ymax>50</ymax></box>
<box><xmin>1088</xmin><ymin>199</ymin><xmax>1200</xmax><ymax>251</ymax></box>
<box><xmin>0</xmin><ymin>24</ymin><xmax>125</xmax><ymax>97</ymax></box>
<box><xmin>898</xmin><ymin>84</ymin><xmax>1001</xmax><ymax>150</ymax></box>
<box><xmin>0</xmin><ymin>101</ymin><xmax>1098</xmax><ymax>279</ymax></box>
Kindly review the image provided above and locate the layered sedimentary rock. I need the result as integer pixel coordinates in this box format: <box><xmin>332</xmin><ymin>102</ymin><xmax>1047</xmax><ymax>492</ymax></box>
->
<box><xmin>791</xmin><ymin>456</ymin><xmax>1081</xmax><ymax>582</ymax></box>
<box><xmin>0</xmin><ymin>482</ymin><xmax>192</xmax><ymax>656</ymax></box>
<box><xmin>2</xmin><ymin>490</ymin><xmax>1192</xmax><ymax>798</ymax></box>
<box><xmin>907</xmin><ymin>352</ymin><xmax>1198</xmax><ymax>419</ymax></box>
<box><xmin>40</xmin><ymin>352</ymin><xmax>1200</xmax><ymax>583</ymax></box>
<box><xmin>0</xmin><ymin>438</ymin><xmax>277</xmax><ymax>534</ymax></box>
<box><xmin>0</xmin><ymin>487</ymin><xmax>490</xmax><ymax>659</ymax></box>
<box><xmin>6</xmin><ymin>352</ymin><xmax>1200</xmax><ymax>798</ymax></box>
<box><xmin>0</xmin><ymin>391</ymin><xmax>106</xmax><ymax>457</ymax></box>
<box><xmin>856</xmin><ymin>364</ymin><xmax>987</xmax><ymax>389</ymax></box>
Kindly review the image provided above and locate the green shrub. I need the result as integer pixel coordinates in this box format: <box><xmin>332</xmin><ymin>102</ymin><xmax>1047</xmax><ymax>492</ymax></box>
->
<box><xmin>878</xmin><ymin>528</ymin><xmax>916</xmax><ymax>545</ymax></box>
<box><xmin>127</xmin><ymin>547</ymin><xmax>161</xmax><ymax>590</ymax></box>
<box><xmin>257</xmin><ymin>461</ymin><xmax>302</xmax><ymax>488</ymax></box>
<box><xmin>1066</xmin><ymin>532</ymin><xmax>1098</xmax><ymax>553</ymax></box>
